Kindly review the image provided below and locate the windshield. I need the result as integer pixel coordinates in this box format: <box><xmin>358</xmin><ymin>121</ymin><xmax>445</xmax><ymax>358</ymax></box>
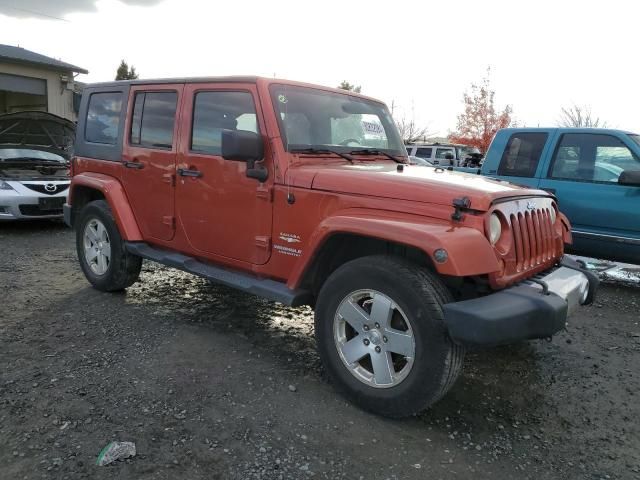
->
<box><xmin>270</xmin><ymin>85</ymin><xmax>404</xmax><ymax>155</ymax></box>
<box><xmin>629</xmin><ymin>134</ymin><xmax>640</xmax><ymax>148</ymax></box>
<box><xmin>0</xmin><ymin>148</ymin><xmax>66</xmax><ymax>162</ymax></box>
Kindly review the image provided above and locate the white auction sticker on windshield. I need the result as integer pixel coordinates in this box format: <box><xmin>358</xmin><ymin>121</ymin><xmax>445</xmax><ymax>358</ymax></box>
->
<box><xmin>362</xmin><ymin>120</ymin><xmax>384</xmax><ymax>135</ymax></box>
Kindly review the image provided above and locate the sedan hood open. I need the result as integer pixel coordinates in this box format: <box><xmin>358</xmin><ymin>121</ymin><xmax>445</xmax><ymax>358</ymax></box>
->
<box><xmin>0</xmin><ymin>111</ymin><xmax>75</xmax><ymax>159</ymax></box>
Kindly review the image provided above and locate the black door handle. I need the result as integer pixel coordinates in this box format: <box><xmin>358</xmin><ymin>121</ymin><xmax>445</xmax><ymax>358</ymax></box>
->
<box><xmin>177</xmin><ymin>168</ymin><xmax>202</xmax><ymax>178</ymax></box>
<box><xmin>124</xmin><ymin>161</ymin><xmax>144</xmax><ymax>169</ymax></box>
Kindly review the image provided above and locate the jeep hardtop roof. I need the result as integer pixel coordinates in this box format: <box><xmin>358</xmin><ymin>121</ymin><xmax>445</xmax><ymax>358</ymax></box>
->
<box><xmin>84</xmin><ymin>76</ymin><xmax>385</xmax><ymax>105</ymax></box>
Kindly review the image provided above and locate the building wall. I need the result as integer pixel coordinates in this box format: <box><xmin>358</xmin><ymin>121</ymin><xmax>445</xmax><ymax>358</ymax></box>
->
<box><xmin>0</xmin><ymin>61</ymin><xmax>77</xmax><ymax>121</ymax></box>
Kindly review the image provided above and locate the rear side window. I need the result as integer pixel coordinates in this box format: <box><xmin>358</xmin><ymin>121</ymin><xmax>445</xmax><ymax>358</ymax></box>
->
<box><xmin>191</xmin><ymin>91</ymin><xmax>258</xmax><ymax>155</ymax></box>
<box><xmin>85</xmin><ymin>92</ymin><xmax>122</xmax><ymax>144</ymax></box>
<box><xmin>497</xmin><ymin>132</ymin><xmax>548</xmax><ymax>177</ymax></box>
<box><xmin>435</xmin><ymin>148</ymin><xmax>453</xmax><ymax>159</ymax></box>
<box><xmin>415</xmin><ymin>147</ymin><xmax>432</xmax><ymax>158</ymax></box>
<box><xmin>130</xmin><ymin>91</ymin><xmax>178</xmax><ymax>149</ymax></box>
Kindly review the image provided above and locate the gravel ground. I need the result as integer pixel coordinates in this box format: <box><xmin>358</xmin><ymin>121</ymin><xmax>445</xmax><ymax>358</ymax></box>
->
<box><xmin>1</xmin><ymin>220</ymin><xmax>639</xmax><ymax>479</ymax></box>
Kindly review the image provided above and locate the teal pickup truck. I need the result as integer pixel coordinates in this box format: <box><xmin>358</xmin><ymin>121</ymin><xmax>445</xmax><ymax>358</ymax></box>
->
<box><xmin>456</xmin><ymin>128</ymin><xmax>640</xmax><ymax>264</ymax></box>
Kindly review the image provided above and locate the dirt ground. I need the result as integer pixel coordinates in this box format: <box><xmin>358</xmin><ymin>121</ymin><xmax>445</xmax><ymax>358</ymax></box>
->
<box><xmin>1</xmin><ymin>221</ymin><xmax>639</xmax><ymax>480</ymax></box>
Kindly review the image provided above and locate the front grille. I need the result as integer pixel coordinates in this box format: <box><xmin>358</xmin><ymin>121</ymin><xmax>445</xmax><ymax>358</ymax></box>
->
<box><xmin>510</xmin><ymin>208</ymin><xmax>556</xmax><ymax>272</ymax></box>
<box><xmin>23</xmin><ymin>183</ymin><xmax>69</xmax><ymax>195</ymax></box>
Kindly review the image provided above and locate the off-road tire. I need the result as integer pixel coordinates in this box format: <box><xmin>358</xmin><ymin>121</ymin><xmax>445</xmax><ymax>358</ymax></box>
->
<box><xmin>315</xmin><ymin>255</ymin><xmax>465</xmax><ymax>418</ymax></box>
<box><xmin>75</xmin><ymin>200</ymin><xmax>142</xmax><ymax>291</ymax></box>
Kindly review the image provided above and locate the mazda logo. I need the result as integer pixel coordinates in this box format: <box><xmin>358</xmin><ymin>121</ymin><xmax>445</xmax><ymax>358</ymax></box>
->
<box><xmin>45</xmin><ymin>184</ymin><xmax>57</xmax><ymax>193</ymax></box>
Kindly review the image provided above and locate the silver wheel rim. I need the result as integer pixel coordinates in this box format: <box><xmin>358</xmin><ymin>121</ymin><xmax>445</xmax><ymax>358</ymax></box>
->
<box><xmin>83</xmin><ymin>218</ymin><xmax>111</xmax><ymax>276</ymax></box>
<box><xmin>333</xmin><ymin>289</ymin><xmax>415</xmax><ymax>389</ymax></box>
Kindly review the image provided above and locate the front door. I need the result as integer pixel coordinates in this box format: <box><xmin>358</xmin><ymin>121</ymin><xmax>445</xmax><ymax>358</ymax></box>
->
<box><xmin>176</xmin><ymin>84</ymin><xmax>273</xmax><ymax>265</ymax></box>
<box><xmin>538</xmin><ymin>132</ymin><xmax>640</xmax><ymax>262</ymax></box>
<box><xmin>121</xmin><ymin>85</ymin><xmax>183</xmax><ymax>241</ymax></box>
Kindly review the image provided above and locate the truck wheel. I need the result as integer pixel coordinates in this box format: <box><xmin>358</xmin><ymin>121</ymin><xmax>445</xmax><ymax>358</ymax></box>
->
<box><xmin>315</xmin><ymin>255</ymin><xmax>464</xmax><ymax>418</ymax></box>
<box><xmin>75</xmin><ymin>200</ymin><xmax>142</xmax><ymax>292</ymax></box>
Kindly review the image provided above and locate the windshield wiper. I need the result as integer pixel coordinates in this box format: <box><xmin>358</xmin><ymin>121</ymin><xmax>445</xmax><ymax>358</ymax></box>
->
<box><xmin>290</xmin><ymin>147</ymin><xmax>354</xmax><ymax>163</ymax></box>
<box><xmin>349</xmin><ymin>149</ymin><xmax>406</xmax><ymax>164</ymax></box>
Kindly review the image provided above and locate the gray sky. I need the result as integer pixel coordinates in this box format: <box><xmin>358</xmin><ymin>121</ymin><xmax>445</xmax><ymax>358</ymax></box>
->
<box><xmin>1</xmin><ymin>0</ymin><xmax>637</xmax><ymax>136</ymax></box>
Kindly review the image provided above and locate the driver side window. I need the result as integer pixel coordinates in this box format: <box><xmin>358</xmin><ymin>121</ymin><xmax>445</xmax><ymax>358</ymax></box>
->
<box><xmin>191</xmin><ymin>91</ymin><xmax>259</xmax><ymax>155</ymax></box>
<box><xmin>550</xmin><ymin>133</ymin><xmax>640</xmax><ymax>183</ymax></box>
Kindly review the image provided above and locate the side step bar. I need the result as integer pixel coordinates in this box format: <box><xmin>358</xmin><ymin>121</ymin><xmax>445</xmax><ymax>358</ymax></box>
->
<box><xmin>125</xmin><ymin>242</ymin><xmax>312</xmax><ymax>307</ymax></box>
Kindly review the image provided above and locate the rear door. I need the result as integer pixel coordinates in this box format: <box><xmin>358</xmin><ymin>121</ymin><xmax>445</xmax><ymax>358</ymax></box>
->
<box><xmin>493</xmin><ymin>131</ymin><xmax>550</xmax><ymax>188</ymax></box>
<box><xmin>121</xmin><ymin>85</ymin><xmax>183</xmax><ymax>241</ymax></box>
<box><xmin>538</xmin><ymin>132</ymin><xmax>640</xmax><ymax>258</ymax></box>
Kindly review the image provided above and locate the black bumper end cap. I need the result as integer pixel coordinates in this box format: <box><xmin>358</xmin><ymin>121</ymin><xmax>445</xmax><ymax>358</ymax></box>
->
<box><xmin>443</xmin><ymin>286</ymin><xmax>568</xmax><ymax>348</ymax></box>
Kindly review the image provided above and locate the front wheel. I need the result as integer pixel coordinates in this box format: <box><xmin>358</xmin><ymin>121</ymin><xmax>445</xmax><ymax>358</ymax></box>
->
<box><xmin>75</xmin><ymin>200</ymin><xmax>142</xmax><ymax>291</ymax></box>
<box><xmin>315</xmin><ymin>255</ymin><xmax>464</xmax><ymax>418</ymax></box>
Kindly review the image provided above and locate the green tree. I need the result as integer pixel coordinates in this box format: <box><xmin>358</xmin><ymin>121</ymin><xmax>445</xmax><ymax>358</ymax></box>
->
<box><xmin>338</xmin><ymin>80</ymin><xmax>362</xmax><ymax>93</ymax></box>
<box><xmin>115</xmin><ymin>60</ymin><xmax>139</xmax><ymax>81</ymax></box>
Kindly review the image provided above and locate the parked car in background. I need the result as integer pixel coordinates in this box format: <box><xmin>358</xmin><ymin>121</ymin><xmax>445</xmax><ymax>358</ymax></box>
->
<box><xmin>0</xmin><ymin>111</ymin><xmax>74</xmax><ymax>220</ymax></box>
<box><xmin>65</xmin><ymin>77</ymin><xmax>596</xmax><ymax>417</ymax></box>
<box><xmin>408</xmin><ymin>155</ymin><xmax>433</xmax><ymax>166</ymax></box>
<box><xmin>455</xmin><ymin>128</ymin><xmax>640</xmax><ymax>264</ymax></box>
<box><xmin>405</xmin><ymin>142</ymin><xmax>473</xmax><ymax>166</ymax></box>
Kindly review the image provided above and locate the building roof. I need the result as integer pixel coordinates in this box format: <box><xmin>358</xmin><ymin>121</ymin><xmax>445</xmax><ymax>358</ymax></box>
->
<box><xmin>0</xmin><ymin>44</ymin><xmax>88</xmax><ymax>74</ymax></box>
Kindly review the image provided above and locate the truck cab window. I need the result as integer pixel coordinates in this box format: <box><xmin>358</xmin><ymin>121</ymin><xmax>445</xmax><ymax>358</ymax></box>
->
<box><xmin>497</xmin><ymin>132</ymin><xmax>548</xmax><ymax>177</ymax></box>
<box><xmin>550</xmin><ymin>133</ymin><xmax>640</xmax><ymax>183</ymax></box>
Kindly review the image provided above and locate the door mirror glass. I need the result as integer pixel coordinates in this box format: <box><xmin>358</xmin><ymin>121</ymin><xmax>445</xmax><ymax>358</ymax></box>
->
<box><xmin>618</xmin><ymin>169</ymin><xmax>640</xmax><ymax>186</ymax></box>
<box><xmin>221</xmin><ymin>129</ymin><xmax>264</xmax><ymax>163</ymax></box>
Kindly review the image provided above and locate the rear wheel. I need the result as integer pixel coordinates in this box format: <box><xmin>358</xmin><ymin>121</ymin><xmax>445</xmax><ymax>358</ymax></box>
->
<box><xmin>315</xmin><ymin>255</ymin><xmax>464</xmax><ymax>418</ymax></box>
<box><xmin>76</xmin><ymin>200</ymin><xmax>142</xmax><ymax>291</ymax></box>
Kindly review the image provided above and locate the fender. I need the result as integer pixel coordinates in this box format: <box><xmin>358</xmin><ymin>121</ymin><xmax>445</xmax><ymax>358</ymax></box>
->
<box><xmin>288</xmin><ymin>210</ymin><xmax>500</xmax><ymax>289</ymax></box>
<box><xmin>70</xmin><ymin>172</ymin><xmax>143</xmax><ymax>241</ymax></box>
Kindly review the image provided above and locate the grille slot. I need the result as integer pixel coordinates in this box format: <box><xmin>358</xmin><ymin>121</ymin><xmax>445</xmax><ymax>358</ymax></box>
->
<box><xmin>510</xmin><ymin>208</ymin><xmax>555</xmax><ymax>272</ymax></box>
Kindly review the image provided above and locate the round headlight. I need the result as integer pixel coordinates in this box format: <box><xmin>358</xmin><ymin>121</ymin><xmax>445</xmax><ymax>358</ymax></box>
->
<box><xmin>549</xmin><ymin>207</ymin><xmax>557</xmax><ymax>224</ymax></box>
<box><xmin>489</xmin><ymin>213</ymin><xmax>502</xmax><ymax>245</ymax></box>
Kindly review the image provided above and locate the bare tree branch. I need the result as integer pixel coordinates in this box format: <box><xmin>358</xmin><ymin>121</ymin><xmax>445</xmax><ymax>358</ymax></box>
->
<box><xmin>557</xmin><ymin>104</ymin><xmax>607</xmax><ymax>128</ymax></box>
<box><xmin>395</xmin><ymin>117</ymin><xmax>432</xmax><ymax>143</ymax></box>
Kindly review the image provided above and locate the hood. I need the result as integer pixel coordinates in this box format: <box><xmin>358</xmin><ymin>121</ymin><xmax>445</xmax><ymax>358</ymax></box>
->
<box><xmin>0</xmin><ymin>111</ymin><xmax>75</xmax><ymax>159</ymax></box>
<box><xmin>302</xmin><ymin>163</ymin><xmax>552</xmax><ymax>211</ymax></box>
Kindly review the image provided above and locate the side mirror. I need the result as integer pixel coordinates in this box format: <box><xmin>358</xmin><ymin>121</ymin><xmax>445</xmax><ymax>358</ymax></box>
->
<box><xmin>618</xmin><ymin>169</ymin><xmax>640</xmax><ymax>186</ymax></box>
<box><xmin>221</xmin><ymin>130</ymin><xmax>267</xmax><ymax>182</ymax></box>
<box><xmin>444</xmin><ymin>152</ymin><xmax>454</xmax><ymax>160</ymax></box>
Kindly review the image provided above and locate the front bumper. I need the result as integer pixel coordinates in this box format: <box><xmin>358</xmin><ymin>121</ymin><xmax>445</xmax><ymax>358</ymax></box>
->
<box><xmin>0</xmin><ymin>183</ymin><xmax>68</xmax><ymax>220</ymax></box>
<box><xmin>443</xmin><ymin>257</ymin><xmax>599</xmax><ymax>347</ymax></box>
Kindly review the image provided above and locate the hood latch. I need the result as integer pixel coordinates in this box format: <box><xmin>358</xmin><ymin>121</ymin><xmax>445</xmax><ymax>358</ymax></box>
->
<box><xmin>451</xmin><ymin>197</ymin><xmax>471</xmax><ymax>222</ymax></box>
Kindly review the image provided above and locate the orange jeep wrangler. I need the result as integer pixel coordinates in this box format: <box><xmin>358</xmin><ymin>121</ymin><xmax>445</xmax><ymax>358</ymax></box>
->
<box><xmin>64</xmin><ymin>77</ymin><xmax>598</xmax><ymax>417</ymax></box>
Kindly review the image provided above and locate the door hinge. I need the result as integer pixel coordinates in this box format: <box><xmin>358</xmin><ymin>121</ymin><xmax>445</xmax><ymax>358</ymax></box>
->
<box><xmin>162</xmin><ymin>215</ymin><xmax>175</xmax><ymax>228</ymax></box>
<box><xmin>255</xmin><ymin>236</ymin><xmax>271</xmax><ymax>250</ymax></box>
<box><xmin>256</xmin><ymin>185</ymin><xmax>273</xmax><ymax>202</ymax></box>
<box><xmin>162</xmin><ymin>173</ymin><xmax>176</xmax><ymax>186</ymax></box>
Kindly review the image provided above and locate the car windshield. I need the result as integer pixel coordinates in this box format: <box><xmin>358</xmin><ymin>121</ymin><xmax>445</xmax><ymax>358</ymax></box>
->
<box><xmin>270</xmin><ymin>84</ymin><xmax>405</xmax><ymax>156</ymax></box>
<box><xmin>0</xmin><ymin>148</ymin><xmax>66</xmax><ymax>162</ymax></box>
<box><xmin>629</xmin><ymin>134</ymin><xmax>640</xmax><ymax>148</ymax></box>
